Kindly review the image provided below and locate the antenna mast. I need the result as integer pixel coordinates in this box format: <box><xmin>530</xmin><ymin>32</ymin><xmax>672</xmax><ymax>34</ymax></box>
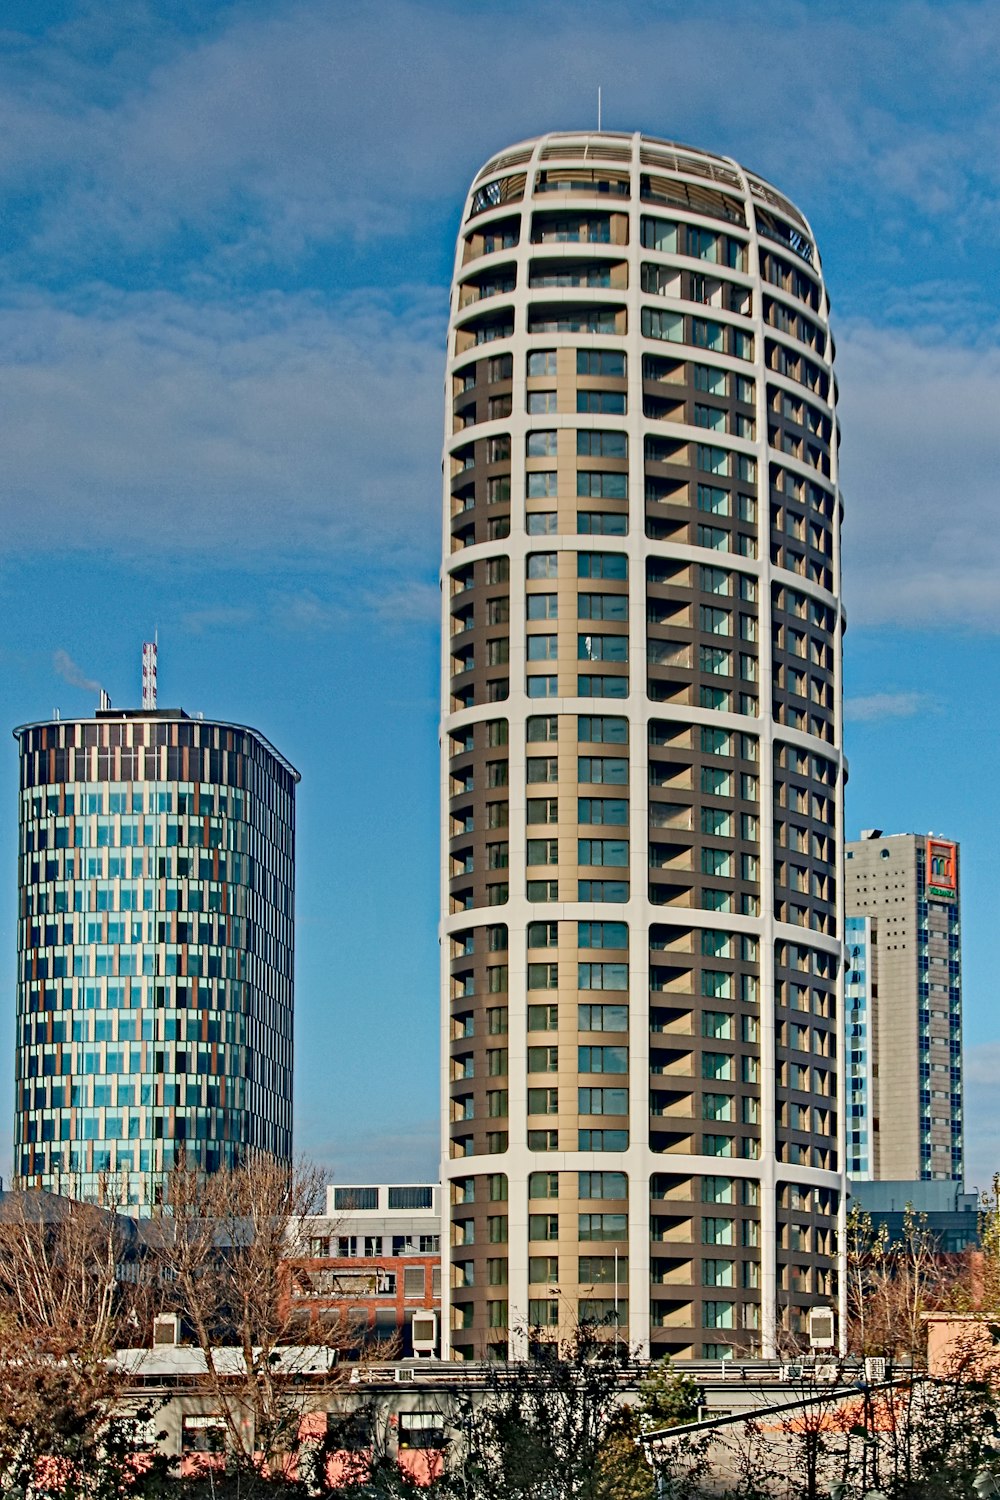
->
<box><xmin>141</xmin><ymin>636</ymin><xmax>158</xmax><ymax>710</ymax></box>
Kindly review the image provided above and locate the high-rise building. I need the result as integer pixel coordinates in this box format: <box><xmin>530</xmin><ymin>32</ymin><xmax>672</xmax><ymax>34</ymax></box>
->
<box><xmin>14</xmin><ymin>706</ymin><xmax>299</xmax><ymax>1212</ymax></box>
<box><xmin>440</xmin><ymin>132</ymin><xmax>845</xmax><ymax>1359</ymax></box>
<box><xmin>845</xmin><ymin>831</ymin><xmax>962</xmax><ymax>1183</ymax></box>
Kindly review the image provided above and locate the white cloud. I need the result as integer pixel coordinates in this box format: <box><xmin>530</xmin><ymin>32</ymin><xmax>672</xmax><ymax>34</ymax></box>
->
<box><xmin>837</xmin><ymin>321</ymin><xmax>1000</xmax><ymax>630</ymax></box>
<box><xmin>0</xmin><ymin>287</ymin><xmax>443</xmax><ymax>562</ymax></box>
<box><xmin>52</xmin><ymin>647</ymin><xmax>101</xmax><ymax>693</ymax></box>
<box><xmin>365</xmin><ymin>580</ymin><xmax>440</xmax><ymax>627</ymax></box>
<box><xmin>3</xmin><ymin>6</ymin><xmax>1000</xmax><ymax>635</ymax></box>
<box><xmin>5</xmin><ymin>2</ymin><xmax>1000</xmax><ymax>274</ymax></box>
<box><xmin>964</xmin><ymin>1042</ymin><xmax>1000</xmax><ymax>1087</ymax></box>
<box><xmin>180</xmin><ymin>604</ymin><xmax>257</xmax><ymax>634</ymax></box>
<box><xmin>844</xmin><ymin>691</ymin><xmax>933</xmax><ymax>723</ymax></box>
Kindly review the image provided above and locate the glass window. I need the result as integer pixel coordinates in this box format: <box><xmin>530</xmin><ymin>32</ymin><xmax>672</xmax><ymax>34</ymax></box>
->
<box><xmin>581</xmin><ymin>663</ymin><xmax>627</xmax><ymax>698</ymax></box>
<box><xmin>388</xmin><ymin>1186</ymin><xmax>433</xmax><ymax>1210</ymax></box>
<box><xmin>579</xmin><ymin>1003</ymin><xmax>628</xmax><ymax>1031</ymax></box>
<box><xmin>527</xmin><ymin>513</ymin><xmax>557</xmax><ymax>536</ymax></box>
<box><xmin>702</xmin><ymin>1176</ymin><xmax>734</xmax><ymax>1204</ymax></box>
<box><xmin>577</xmin><ymin>350</ymin><xmax>626</xmax><ymax>377</ymax></box>
<box><xmin>528</xmin><ymin>1171</ymin><xmax>559</xmax><ymax>1199</ymax></box>
<box><xmin>530</xmin><ymin>1256</ymin><xmax>559</xmax><ymax>1283</ymax></box>
<box><xmin>527</xmin><ymin>757</ymin><xmax>558</xmax><ymax>783</ymax></box>
<box><xmin>641</xmin><ymin>308</ymin><xmax>683</xmax><ymax>343</ymax></box>
<box><xmin>527</xmin><ymin>962</ymin><xmax>558</xmax><ymax>988</ymax></box>
<box><xmin>578</xmin><ymin>633</ymin><xmax>628</xmax><ymax>662</ymax></box>
<box><xmin>579</xmin><ymin>1171</ymin><xmax>627</xmax><ymax>1199</ymax></box>
<box><xmin>578</xmin><ymin>1212</ymin><xmax>627</xmax><ymax>1240</ymax></box>
<box><xmin>577</xmin><ymin>430</ymin><xmax>627</xmax><ymax>458</ymax></box>
<box><xmin>578</xmin><ymin>1044</ymin><xmax>628</xmax><ymax>1072</ymax></box>
<box><xmin>578</xmin><ymin>797</ymin><xmax>628</xmax><ymax>826</ymax></box>
<box><xmin>527</xmin><ymin>553</ymin><xmax>557</xmax><ymax>579</ymax></box>
<box><xmin>527</xmin><ymin>594</ymin><xmax>558</xmax><ymax>620</ymax></box>
<box><xmin>527</xmin><ymin>390</ymin><xmax>557</xmax><ymax>413</ymax></box>
<box><xmin>578</xmin><ymin>961</ymin><xmax>628</xmax><ymax>991</ymax></box>
<box><xmin>578</xmin><ymin>511</ymin><xmax>627</xmax><ymax>536</ymax></box>
<box><xmin>578</xmin><ymin>390</ymin><xmax>626</xmax><ymax>414</ymax></box>
<box><xmin>527</xmin><ymin>472</ymin><xmax>557</xmax><ymax>498</ymax></box>
<box><xmin>578</xmin><ymin>838</ymin><xmax>628</xmax><ymax>866</ymax></box>
<box><xmin>578</xmin><ymin>1128</ymin><xmax>629</xmax><ymax>1150</ymax></box>
<box><xmin>578</xmin><ymin>471</ymin><xmax>627</xmax><ymax>499</ymax></box>
<box><xmin>578</xmin><ymin>879</ymin><xmax>629</xmax><ymax>902</ymax></box>
<box><xmin>579</xmin><ymin>593</ymin><xmax>627</xmax><ymax>621</ymax></box>
<box><xmin>526</xmin><ymin>714</ymin><xmax>558</xmax><ymax>742</ymax></box>
<box><xmin>703</xmin><ymin>1259</ymin><xmax>735</xmax><ymax>1287</ymax></box>
<box><xmin>578</xmin><ymin>715</ymin><xmax>628</xmax><ymax>743</ymax></box>
<box><xmin>528</xmin><ymin>1213</ymin><xmax>559</xmax><ymax>1240</ymax></box>
<box><xmin>527</xmin><ymin>351</ymin><xmax>557</xmax><ymax>376</ymax></box>
<box><xmin>527</xmin><ymin>635</ymin><xmax>558</xmax><ymax>661</ymax></box>
<box><xmin>527</xmin><ymin>920</ymin><xmax>558</xmax><ymax>946</ymax></box>
<box><xmin>528</xmin><ymin>1004</ymin><xmax>558</xmax><ymax>1031</ymax></box>
<box><xmin>527</xmin><ymin>1089</ymin><xmax>558</xmax><ymax>1116</ymax></box>
<box><xmin>526</xmin><ymin>838</ymin><xmax>558</xmax><ymax>865</ymax></box>
<box><xmin>527</xmin><ymin>1046</ymin><xmax>558</xmax><ymax>1073</ymax></box>
<box><xmin>578</xmin><ymin>921</ymin><xmax>628</xmax><ymax>948</ymax></box>
<box><xmin>700</xmin><ymin>606</ymin><xmax>732</xmax><ymax>635</ymax></box>
<box><xmin>578</xmin><ymin>552</ymin><xmax>627</xmax><ymax>580</ymax></box>
<box><xmin>640</xmin><ymin>217</ymin><xmax>678</xmax><ymax>253</ymax></box>
<box><xmin>334</xmin><ymin>1187</ymin><xmax>379</xmax><ymax>1211</ymax></box>
<box><xmin>579</xmin><ymin>1086</ymin><xmax>628</xmax><ymax>1115</ymax></box>
<box><xmin>578</xmin><ymin>757</ymin><xmax>628</xmax><ymax>785</ymax></box>
<box><xmin>527</xmin><ymin>797</ymin><xmax>557</xmax><ymax>824</ymax></box>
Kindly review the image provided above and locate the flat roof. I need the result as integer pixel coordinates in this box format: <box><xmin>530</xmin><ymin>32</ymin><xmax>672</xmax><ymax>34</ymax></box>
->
<box><xmin>13</xmin><ymin>711</ymin><xmax>300</xmax><ymax>782</ymax></box>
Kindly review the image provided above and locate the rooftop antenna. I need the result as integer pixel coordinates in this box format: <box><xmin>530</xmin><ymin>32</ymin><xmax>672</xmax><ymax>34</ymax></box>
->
<box><xmin>141</xmin><ymin>632</ymin><xmax>158</xmax><ymax>710</ymax></box>
<box><xmin>98</xmin><ymin>688</ymin><xmax>111</xmax><ymax>712</ymax></box>
<box><xmin>597</xmin><ymin>85</ymin><xmax>602</xmax><ymax>132</ymax></box>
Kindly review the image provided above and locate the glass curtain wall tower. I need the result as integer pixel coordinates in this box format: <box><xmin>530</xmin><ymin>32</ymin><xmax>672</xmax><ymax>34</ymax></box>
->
<box><xmin>440</xmin><ymin>132</ymin><xmax>845</xmax><ymax>1360</ymax></box>
<box><xmin>14</xmin><ymin>708</ymin><xmax>298</xmax><ymax>1213</ymax></box>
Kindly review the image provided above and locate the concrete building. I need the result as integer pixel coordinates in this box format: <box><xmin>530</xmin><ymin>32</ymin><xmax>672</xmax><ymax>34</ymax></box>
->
<box><xmin>13</xmin><ymin>706</ymin><xmax>299</xmax><ymax>1211</ymax></box>
<box><xmin>109</xmin><ymin>1346</ymin><xmax>858</xmax><ymax>1486</ymax></box>
<box><xmin>288</xmin><ymin>1184</ymin><xmax>442</xmax><ymax>1355</ymax></box>
<box><xmin>440</xmin><ymin>132</ymin><xmax>845</xmax><ymax>1360</ymax></box>
<box><xmin>845</xmin><ymin>832</ymin><xmax>962</xmax><ymax>1183</ymax></box>
<box><xmin>849</xmin><ymin>1178</ymin><xmax>979</xmax><ymax>1254</ymax></box>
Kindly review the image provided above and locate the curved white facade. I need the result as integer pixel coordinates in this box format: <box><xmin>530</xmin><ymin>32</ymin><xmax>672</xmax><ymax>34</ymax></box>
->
<box><xmin>440</xmin><ymin>132</ymin><xmax>845</xmax><ymax>1360</ymax></box>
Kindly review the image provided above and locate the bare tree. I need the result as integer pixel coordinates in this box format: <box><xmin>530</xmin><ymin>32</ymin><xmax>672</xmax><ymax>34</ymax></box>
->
<box><xmin>0</xmin><ymin>1185</ymin><xmax>160</xmax><ymax>1495</ymax></box>
<box><xmin>845</xmin><ymin>1202</ymin><xmax>951</xmax><ymax>1361</ymax></box>
<box><xmin>148</xmin><ymin>1153</ymin><xmax>349</xmax><ymax>1480</ymax></box>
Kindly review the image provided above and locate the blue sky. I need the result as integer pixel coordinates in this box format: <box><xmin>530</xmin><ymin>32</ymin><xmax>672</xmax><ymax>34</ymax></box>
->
<box><xmin>1</xmin><ymin>0</ymin><xmax>999</xmax><ymax>1190</ymax></box>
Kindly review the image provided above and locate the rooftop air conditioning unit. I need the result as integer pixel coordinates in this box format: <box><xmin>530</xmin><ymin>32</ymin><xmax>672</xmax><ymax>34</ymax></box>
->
<box><xmin>411</xmin><ymin>1311</ymin><xmax>438</xmax><ymax>1358</ymax></box>
<box><xmin>153</xmin><ymin>1313</ymin><xmax>181</xmax><ymax>1346</ymax></box>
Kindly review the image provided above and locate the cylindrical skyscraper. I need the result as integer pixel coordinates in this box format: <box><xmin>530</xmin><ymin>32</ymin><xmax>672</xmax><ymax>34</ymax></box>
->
<box><xmin>14</xmin><ymin>707</ymin><xmax>298</xmax><ymax>1213</ymax></box>
<box><xmin>440</xmin><ymin>132</ymin><xmax>845</xmax><ymax>1360</ymax></box>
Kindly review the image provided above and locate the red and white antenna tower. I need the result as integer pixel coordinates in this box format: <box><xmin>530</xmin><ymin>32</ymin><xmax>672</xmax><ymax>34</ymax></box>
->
<box><xmin>141</xmin><ymin>635</ymin><xmax>158</xmax><ymax>710</ymax></box>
